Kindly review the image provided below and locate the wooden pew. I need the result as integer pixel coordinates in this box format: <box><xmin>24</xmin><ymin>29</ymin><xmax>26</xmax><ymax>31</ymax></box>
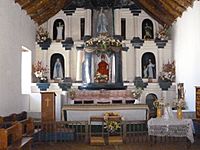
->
<box><xmin>0</xmin><ymin>122</ymin><xmax>32</xmax><ymax>150</ymax></box>
<box><xmin>0</xmin><ymin>112</ymin><xmax>35</xmax><ymax>137</ymax></box>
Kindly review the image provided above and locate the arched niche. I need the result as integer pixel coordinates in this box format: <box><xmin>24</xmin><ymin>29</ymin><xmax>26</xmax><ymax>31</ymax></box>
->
<box><xmin>142</xmin><ymin>52</ymin><xmax>156</xmax><ymax>79</ymax></box>
<box><xmin>53</xmin><ymin>19</ymin><xmax>65</xmax><ymax>40</ymax></box>
<box><xmin>50</xmin><ymin>53</ymin><xmax>65</xmax><ymax>79</ymax></box>
<box><xmin>146</xmin><ymin>93</ymin><xmax>157</xmax><ymax>118</ymax></box>
<box><xmin>142</xmin><ymin>19</ymin><xmax>154</xmax><ymax>40</ymax></box>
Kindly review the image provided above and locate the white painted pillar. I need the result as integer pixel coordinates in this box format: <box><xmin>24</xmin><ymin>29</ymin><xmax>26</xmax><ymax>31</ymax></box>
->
<box><xmin>158</xmin><ymin>49</ymin><xmax>163</xmax><ymax>77</ymax></box>
<box><xmin>126</xmin><ymin>15</ymin><xmax>134</xmax><ymax>40</ymax></box>
<box><xmin>85</xmin><ymin>9</ymin><xmax>91</xmax><ymax>35</ymax></box>
<box><xmin>114</xmin><ymin>9</ymin><xmax>121</xmax><ymax>35</ymax></box>
<box><xmin>76</xmin><ymin>50</ymin><xmax>83</xmax><ymax>81</ymax></box>
<box><xmin>135</xmin><ymin>49</ymin><xmax>140</xmax><ymax>77</ymax></box>
<box><xmin>122</xmin><ymin>50</ymin><xmax>127</xmax><ymax>81</ymax></box>
<box><xmin>68</xmin><ymin>16</ymin><xmax>72</xmax><ymax>37</ymax></box>
<box><xmin>65</xmin><ymin>50</ymin><xmax>71</xmax><ymax>77</ymax></box>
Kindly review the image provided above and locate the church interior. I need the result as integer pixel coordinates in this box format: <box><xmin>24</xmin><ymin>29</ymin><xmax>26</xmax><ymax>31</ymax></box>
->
<box><xmin>1</xmin><ymin>0</ymin><xmax>200</xmax><ymax>149</ymax></box>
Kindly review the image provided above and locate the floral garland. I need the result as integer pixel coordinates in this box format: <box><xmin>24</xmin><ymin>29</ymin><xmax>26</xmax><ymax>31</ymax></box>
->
<box><xmin>85</xmin><ymin>34</ymin><xmax>123</xmax><ymax>56</ymax></box>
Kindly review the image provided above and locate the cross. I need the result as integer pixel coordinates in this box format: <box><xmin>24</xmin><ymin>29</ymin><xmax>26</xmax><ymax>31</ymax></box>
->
<box><xmin>45</xmin><ymin>97</ymin><xmax>51</xmax><ymax>107</ymax></box>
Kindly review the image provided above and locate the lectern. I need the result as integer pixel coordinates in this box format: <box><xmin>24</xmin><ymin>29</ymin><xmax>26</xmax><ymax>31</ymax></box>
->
<box><xmin>41</xmin><ymin>92</ymin><xmax>56</xmax><ymax>122</ymax></box>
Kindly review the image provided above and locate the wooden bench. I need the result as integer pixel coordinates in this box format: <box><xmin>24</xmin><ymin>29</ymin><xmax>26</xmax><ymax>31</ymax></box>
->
<box><xmin>0</xmin><ymin>122</ymin><xmax>32</xmax><ymax>150</ymax></box>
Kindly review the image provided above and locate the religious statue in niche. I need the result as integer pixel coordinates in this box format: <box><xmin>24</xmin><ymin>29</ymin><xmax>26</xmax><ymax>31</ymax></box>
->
<box><xmin>94</xmin><ymin>54</ymin><xmax>109</xmax><ymax>83</ymax></box>
<box><xmin>146</xmin><ymin>59</ymin><xmax>155</xmax><ymax>82</ymax></box>
<box><xmin>53</xmin><ymin>58</ymin><xmax>64</xmax><ymax>79</ymax></box>
<box><xmin>142</xmin><ymin>19</ymin><xmax>154</xmax><ymax>40</ymax></box>
<box><xmin>56</xmin><ymin>22</ymin><xmax>64</xmax><ymax>41</ymax></box>
<box><xmin>96</xmin><ymin>7</ymin><xmax>108</xmax><ymax>34</ymax></box>
<box><xmin>144</xmin><ymin>23</ymin><xmax>152</xmax><ymax>40</ymax></box>
<box><xmin>142</xmin><ymin>53</ymin><xmax>156</xmax><ymax>82</ymax></box>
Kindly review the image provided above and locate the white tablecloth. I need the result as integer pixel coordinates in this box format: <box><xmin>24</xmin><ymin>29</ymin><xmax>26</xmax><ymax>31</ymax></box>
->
<box><xmin>148</xmin><ymin>118</ymin><xmax>194</xmax><ymax>143</ymax></box>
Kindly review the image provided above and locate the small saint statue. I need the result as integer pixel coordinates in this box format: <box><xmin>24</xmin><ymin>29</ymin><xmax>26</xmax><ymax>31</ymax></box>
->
<box><xmin>53</xmin><ymin>58</ymin><xmax>63</xmax><ymax>79</ymax></box>
<box><xmin>146</xmin><ymin>59</ymin><xmax>155</xmax><ymax>82</ymax></box>
<box><xmin>56</xmin><ymin>22</ymin><xmax>63</xmax><ymax>41</ymax></box>
<box><xmin>144</xmin><ymin>23</ymin><xmax>153</xmax><ymax>40</ymax></box>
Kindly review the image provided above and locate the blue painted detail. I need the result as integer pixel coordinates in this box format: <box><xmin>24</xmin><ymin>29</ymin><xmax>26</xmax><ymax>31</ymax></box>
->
<box><xmin>158</xmin><ymin>81</ymin><xmax>172</xmax><ymax>91</ymax></box>
<box><xmin>129</xmin><ymin>4</ymin><xmax>141</xmax><ymax>16</ymax></box>
<box><xmin>154</xmin><ymin>38</ymin><xmax>168</xmax><ymax>48</ymax></box>
<box><xmin>37</xmin><ymin>38</ymin><xmax>52</xmax><ymax>50</ymax></box>
<box><xmin>83</xmin><ymin>35</ymin><xmax>92</xmax><ymax>42</ymax></box>
<box><xmin>36</xmin><ymin>83</ymin><xmax>50</xmax><ymax>91</ymax></box>
<box><xmin>62</xmin><ymin>37</ymin><xmax>74</xmax><ymax>50</ymax></box>
<box><xmin>59</xmin><ymin>82</ymin><xmax>72</xmax><ymax>91</ymax></box>
<box><xmin>131</xmin><ymin>37</ymin><xmax>144</xmax><ymax>49</ymax></box>
<box><xmin>134</xmin><ymin>77</ymin><xmax>148</xmax><ymax>89</ymax></box>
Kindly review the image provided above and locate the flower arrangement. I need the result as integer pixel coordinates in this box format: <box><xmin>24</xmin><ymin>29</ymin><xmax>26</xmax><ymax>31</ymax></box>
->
<box><xmin>172</xmin><ymin>98</ymin><xmax>185</xmax><ymax>109</ymax></box>
<box><xmin>36</xmin><ymin>27</ymin><xmax>49</xmax><ymax>42</ymax></box>
<box><xmin>104</xmin><ymin>112</ymin><xmax>122</xmax><ymax>133</ymax></box>
<box><xmin>94</xmin><ymin>72</ymin><xmax>108</xmax><ymax>83</ymax></box>
<box><xmin>153</xmin><ymin>99</ymin><xmax>165</xmax><ymax>109</ymax></box>
<box><xmin>132</xmin><ymin>88</ymin><xmax>143</xmax><ymax>99</ymax></box>
<box><xmin>159</xmin><ymin>61</ymin><xmax>175</xmax><ymax>82</ymax></box>
<box><xmin>32</xmin><ymin>61</ymin><xmax>48</xmax><ymax>81</ymax></box>
<box><xmin>156</xmin><ymin>24</ymin><xmax>169</xmax><ymax>40</ymax></box>
<box><xmin>68</xmin><ymin>88</ymin><xmax>76</xmax><ymax>99</ymax></box>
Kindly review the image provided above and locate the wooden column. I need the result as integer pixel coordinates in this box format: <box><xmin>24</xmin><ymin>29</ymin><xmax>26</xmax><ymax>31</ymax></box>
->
<box><xmin>41</xmin><ymin>92</ymin><xmax>56</xmax><ymax>122</ymax></box>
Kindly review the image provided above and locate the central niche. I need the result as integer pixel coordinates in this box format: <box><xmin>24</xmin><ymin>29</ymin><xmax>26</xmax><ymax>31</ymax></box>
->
<box><xmin>142</xmin><ymin>52</ymin><xmax>156</xmax><ymax>79</ymax></box>
<box><xmin>50</xmin><ymin>53</ymin><xmax>65</xmax><ymax>80</ymax></box>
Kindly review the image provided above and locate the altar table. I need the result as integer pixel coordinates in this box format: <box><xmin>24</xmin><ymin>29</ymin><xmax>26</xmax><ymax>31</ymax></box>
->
<box><xmin>62</xmin><ymin>104</ymin><xmax>149</xmax><ymax>122</ymax></box>
<box><xmin>148</xmin><ymin>118</ymin><xmax>194</xmax><ymax>143</ymax></box>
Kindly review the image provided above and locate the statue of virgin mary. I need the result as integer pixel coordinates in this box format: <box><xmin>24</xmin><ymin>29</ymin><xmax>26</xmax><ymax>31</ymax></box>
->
<box><xmin>97</xmin><ymin>7</ymin><xmax>108</xmax><ymax>33</ymax></box>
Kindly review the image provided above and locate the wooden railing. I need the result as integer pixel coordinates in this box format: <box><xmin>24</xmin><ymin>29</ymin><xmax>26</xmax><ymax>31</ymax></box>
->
<box><xmin>33</xmin><ymin>120</ymin><xmax>149</xmax><ymax>143</ymax></box>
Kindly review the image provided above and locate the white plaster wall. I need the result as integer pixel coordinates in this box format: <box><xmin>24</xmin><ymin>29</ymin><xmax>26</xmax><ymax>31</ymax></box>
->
<box><xmin>0</xmin><ymin>0</ymin><xmax>36</xmax><ymax>116</ymax></box>
<box><xmin>173</xmin><ymin>1</ymin><xmax>200</xmax><ymax>111</ymax></box>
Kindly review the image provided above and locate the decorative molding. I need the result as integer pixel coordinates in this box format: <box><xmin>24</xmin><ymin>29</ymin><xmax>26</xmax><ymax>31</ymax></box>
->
<box><xmin>61</xmin><ymin>37</ymin><xmax>74</xmax><ymax>50</ymax></box>
<box><xmin>154</xmin><ymin>38</ymin><xmax>168</xmax><ymax>48</ymax></box>
<box><xmin>37</xmin><ymin>38</ymin><xmax>52</xmax><ymax>50</ymax></box>
<box><xmin>131</xmin><ymin>37</ymin><xmax>144</xmax><ymax>49</ymax></box>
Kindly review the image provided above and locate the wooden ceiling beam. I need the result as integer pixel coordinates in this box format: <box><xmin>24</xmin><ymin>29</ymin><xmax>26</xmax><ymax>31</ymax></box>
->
<box><xmin>173</xmin><ymin>0</ymin><xmax>193</xmax><ymax>9</ymax></box>
<box><xmin>158</xmin><ymin>0</ymin><xmax>181</xmax><ymax>18</ymax></box>
<box><xmin>34</xmin><ymin>0</ymin><xmax>68</xmax><ymax>25</ymax></box>
<box><xmin>15</xmin><ymin>0</ymin><xmax>28</xmax><ymax>6</ymax></box>
<box><xmin>152</xmin><ymin>0</ymin><xmax>176</xmax><ymax>20</ymax></box>
<box><xmin>133</xmin><ymin>0</ymin><xmax>173</xmax><ymax>25</ymax></box>
<box><xmin>22</xmin><ymin>0</ymin><xmax>47</xmax><ymax>10</ymax></box>
<box><xmin>27</xmin><ymin>0</ymin><xmax>56</xmax><ymax>16</ymax></box>
<box><xmin>33</xmin><ymin>5</ymin><xmax>56</xmax><ymax>21</ymax></box>
<box><xmin>163</xmin><ymin>0</ymin><xmax>185</xmax><ymax>15</ymax></box>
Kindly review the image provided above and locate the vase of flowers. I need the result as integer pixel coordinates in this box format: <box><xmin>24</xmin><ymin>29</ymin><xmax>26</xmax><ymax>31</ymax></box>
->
<box><xmin>153</xmin><ymin>99</ymin><xmax>165</xmax><ymax>118</ymax></box>
<box><xmin>104</xmin><ymin>112</ymin><xmax>122</xmax><ymax>133</ymax></box>
<box><xmin>132</xmin><ymin>88</ymin><xmax>143</xmax><ymax>99</ymax></box>
<box><xmin>173</xmin><ymin>98</ymin><xmax>185</xmax><ymax>119</ymax></box>
<box><xmin>32</xmin><ymin>61</ymin><xmax>48</xmax><ymax>83</ymax></box>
